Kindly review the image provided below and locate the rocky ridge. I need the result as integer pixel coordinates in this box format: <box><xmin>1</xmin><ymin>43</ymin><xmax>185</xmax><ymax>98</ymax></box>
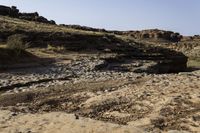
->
<box><xmin>0</xmin><ymin>5</ymin><xmax>55</xmax><ymax>24</ymax></box>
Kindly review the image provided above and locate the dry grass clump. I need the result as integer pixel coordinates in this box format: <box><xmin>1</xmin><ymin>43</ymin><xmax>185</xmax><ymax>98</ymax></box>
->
<box><xmin>47</xmin><ymin>44</ymin><xmax>66</xmax><ymax>53</ymax></box>
<box><xmin>6</xmin><ymin>34</ymin><xmax>29</xmax><ymax>55</ymax></box>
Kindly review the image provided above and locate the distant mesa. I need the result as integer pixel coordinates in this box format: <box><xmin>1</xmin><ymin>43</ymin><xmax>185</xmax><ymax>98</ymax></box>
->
<box><xmin>0</xmin><ymin>5</ymin><xmax>56</xmax><ymax>25</ymax></box>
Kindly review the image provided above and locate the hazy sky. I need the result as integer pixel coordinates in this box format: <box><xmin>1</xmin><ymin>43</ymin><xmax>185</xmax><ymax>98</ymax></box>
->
<box><xmin>0</xmin><ymin>0</ymin><xmax>200</xmax><ymax>35</ymax></box>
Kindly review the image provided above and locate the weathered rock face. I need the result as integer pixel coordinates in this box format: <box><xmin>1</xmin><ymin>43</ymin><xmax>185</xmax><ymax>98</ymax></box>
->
<box><xmin>0</xmin><ymin>5</ymin><xmax>55</xmax><ymax>24</ymax></box>
<box><xmin>95</xmin><ymin>46</ymin><xmax>188</xmax><ymax>74</ymax></box>
<box><xmin>124</xmin><ymin>29</ymin><xmax>183</xmax><ymax>42</ymax></box>
<box><xmin>18</xmin><ymin>12</ymin><xmax>39</xmax><ymax>21</ymax></box>
<box><xmin>0</xmin><ymin>5</ymin><xmax>19</xmax><ymax>17</ymax></box>
<box><xmin>19</xmin><ymin>12</ymin><xmax>56</xmax><ymax>24</ymax></box>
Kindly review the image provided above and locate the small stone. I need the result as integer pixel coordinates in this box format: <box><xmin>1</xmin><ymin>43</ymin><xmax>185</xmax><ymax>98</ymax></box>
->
<box><xmin>193</xmin><ymin>115</ymin><xmax>200</xmax><ymax>121</ymax></box>
<box><xmin>74</xmin><ymin>114</ymin><xmax>79</xmax><ymax>120</ymax></box>
<box><xmin>104</xmin><ymin>89</ymin><xmax>108</xmax><ymax>92</ymax></box>
<box><xmin>11</xmin><ymin>112</ymin><xmax>18</xmax><ymax>116</ymax></box>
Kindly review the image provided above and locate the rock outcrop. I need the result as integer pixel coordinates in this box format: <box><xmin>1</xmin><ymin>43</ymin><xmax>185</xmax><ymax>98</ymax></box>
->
<box><xmin>95</xmin><ymin>46</ymin><xmax>188</xmax><ymax>74</ymax></box>
<box><xmin>0</xmin><ymin>5</ymin><xmax>55</xmax><ymax>24</ymax></box>
<box><xmin>58</xmin><ymin>26</ymin><xmax>183</xmax><ymax>42</ymax></box>
<box><xmin>0</xmin><ymin>5</ymin><xmax>19</xmax><ymax>17</ymax></box>
<box><xmin>124</xmin><ymin>29</ymin><xmax>183</xmax><ymax>42</ymax></box>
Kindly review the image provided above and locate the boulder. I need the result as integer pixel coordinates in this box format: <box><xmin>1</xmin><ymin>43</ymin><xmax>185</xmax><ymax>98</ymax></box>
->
<box><xmin>0</xmin><ymin>5</ymin><xmax>11</xmax><ymax>16</ymax></box>
<box><xmin>0</xmin><ymin>5</ymin><xmax>19</xmax><ymax>17</ymax></box>
<box><xmin>35</xmin><ymin>16</ymin><xmax>48</xmax><ymax>23</ymax></box>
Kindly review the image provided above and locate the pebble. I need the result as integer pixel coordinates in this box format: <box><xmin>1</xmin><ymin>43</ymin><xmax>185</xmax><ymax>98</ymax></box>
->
<box><xmin>193</xmin><ymin>115</ymin><xmax>200</xmax><ymax>121</ymax></box>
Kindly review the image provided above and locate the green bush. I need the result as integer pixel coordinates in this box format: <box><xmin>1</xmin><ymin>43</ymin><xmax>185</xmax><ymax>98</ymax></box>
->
<box><xmin>6</xmin><ymin>34</ymin><xmax>29</xmax><ymax>55</ymax></box>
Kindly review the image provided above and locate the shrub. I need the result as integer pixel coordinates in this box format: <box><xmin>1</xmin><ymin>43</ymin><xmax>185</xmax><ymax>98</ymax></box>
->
<box><xmin>47</xmin><ymin>44</ymin><xmax>66</xmax><ymax>53</ymax></box>
<box><xmin>6</xmin><ymin>34</ymin><xmax>29</xmax><ymax>55</ymax></box>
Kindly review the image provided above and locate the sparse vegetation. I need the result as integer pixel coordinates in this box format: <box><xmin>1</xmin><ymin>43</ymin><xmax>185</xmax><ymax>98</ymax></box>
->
<box><xmin>0</xmin><ymin>16</ymin><xmax>105</xmax><ymax>36</ymax></box>
<box><xmin>6</xmin><ymin>34</ymin><xmax>29</xmax><ymax>55</ymax></box>
<box><xmin>47</xmin><ymin>44</ymin><xmax>66</xmax><ymax>53</ymax></box>
<box><xmin>188</xmin><ymin>58</ymin><xmax>200</xmax><ymax>68</ymax></box>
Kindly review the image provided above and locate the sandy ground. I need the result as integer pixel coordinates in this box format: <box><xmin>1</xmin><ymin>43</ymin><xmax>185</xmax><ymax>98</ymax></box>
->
<box><xmin>0</xmin><ymin>50</ymin><xmax>200</xmax><ymax>133</ymax></box>
<box><xmin>0</xmin><ymin>110</ymin><xmax>144</xmax><ymax>133</ymax></box>
<box><xmin>0</xmin><ymin>71</ymin><xmax>200</xmax><ymax>132</ymax></box>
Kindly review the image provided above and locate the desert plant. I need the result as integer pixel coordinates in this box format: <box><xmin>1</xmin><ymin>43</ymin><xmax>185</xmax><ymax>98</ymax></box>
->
<box><xmin>6</xmin><ymin>34</ymin><xmax>29</xmax><ymax>55</ymax></box>
<box><xmin>47</xmin><ymin>44</ymin><xmax>66</xmax><ymax>53</ymax></box>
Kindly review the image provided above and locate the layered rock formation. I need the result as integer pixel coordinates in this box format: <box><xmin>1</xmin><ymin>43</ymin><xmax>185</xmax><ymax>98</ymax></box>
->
<box><xmin>0</xmin><ymin>5</ymin><xmax>55</xmax><ymax>24</ymax></box>
<box><xmin>124</xmin><ymin>29</ymin><xmax>183</xmax><ymax>42</ymax></box>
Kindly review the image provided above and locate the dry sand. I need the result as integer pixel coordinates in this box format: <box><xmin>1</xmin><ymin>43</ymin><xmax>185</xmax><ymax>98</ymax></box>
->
<box><xmin>0</xmin><ymin>110</ymin><xmax>143</xmax><ymax>133</ymax></box>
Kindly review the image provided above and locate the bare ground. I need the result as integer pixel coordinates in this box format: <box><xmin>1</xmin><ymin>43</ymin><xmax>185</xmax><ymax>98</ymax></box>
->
<box><xmin>0</xmin><ymin>49</ymin><xmax>200</xmax><ymax>133</ymax></box>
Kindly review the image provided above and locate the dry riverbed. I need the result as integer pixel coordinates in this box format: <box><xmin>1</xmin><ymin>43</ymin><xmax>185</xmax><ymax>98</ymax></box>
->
<box><xmin>0</xmin><ymin>50</ymin><xmax>200</xmax><ymax>133</ymax></box>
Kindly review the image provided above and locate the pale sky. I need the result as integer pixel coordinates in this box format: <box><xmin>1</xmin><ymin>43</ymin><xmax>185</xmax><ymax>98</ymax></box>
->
<box><xmin>0</xmin><ymin>0</ymin><xmax>200</xmax><ymax>35</ymax></box>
